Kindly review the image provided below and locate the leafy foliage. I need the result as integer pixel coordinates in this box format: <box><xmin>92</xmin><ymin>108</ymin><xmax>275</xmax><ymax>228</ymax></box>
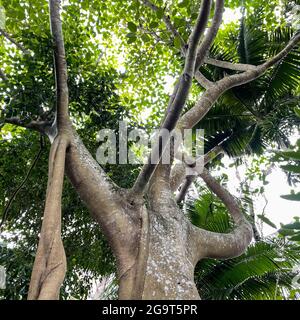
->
<box><xmin>198</xmin><ymin>17</ymin><xmax>300</xmax><ymax>157</ymax></box>
<box><xmin>188</xmin><ymin>188</ymin><xmax>300</xmax><ymax>300</ymax></box>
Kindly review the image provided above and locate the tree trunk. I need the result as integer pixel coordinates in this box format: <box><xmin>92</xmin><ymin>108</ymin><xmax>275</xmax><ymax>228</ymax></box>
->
<box><xmin>62</xmin><ymin>133</ymin><xmax>253</xmax><ymax>299</ymax></box>
<box><xmin>141</xmin><ymin>207</ymin><xmax>200</xmax><ymax>299</ymax></box>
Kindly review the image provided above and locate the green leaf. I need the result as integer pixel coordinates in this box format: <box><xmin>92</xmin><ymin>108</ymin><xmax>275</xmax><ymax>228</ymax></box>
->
<box><xmin>280</xmin><ymin>150</ymin><xmax>300</xmax><ymax>160</ymax></box>
<box><xmin>149</xmin><ymin>21</ymin><xmax>159</xmax><ymax>29</ymax></box>
<box><xmin>295</xmin><ymin>106</ymin><xmax>300</xmax><ymax>118</ymax></box>
<box><xmin>174</xmin><ymin>17</ymin><xmax>185</xmax><ymax>28</ymax></box>
<box><xmin>281</xmin><ymin>222</ymin><xmax>300</xmax><ymax>230</ymax></box>
<box><xmin>141</xmin><ymin>34</ymin><xmax>150</xmax><ymax>43</ymax></box>
<box><xmin>127</xmin><ymin>22</ymin><xmax>137</xmax><ymax>33</ymax></box>
<box><xmin>281</xmin><ymin>193</ymin><xmax>300</xmax><ymax>201</ymax></box>
<box><xmin>127</xmin><ymin>36</ymin><xmax>137</xmax><ymax>44</ymax></box>
<box><xmin>174</xmin><ymin>36</ymin><xmax>182</xmax><ymax>49</ymax></box>
<box><xmin>178</xmin><ymin>0</ymin><xmax>189</xmax><ymax>8</ymax></box>
<box><xmin>280</xmin><ymin>165</ymin><xmax>300</xmax><ymax>174</ymax></box>
<box><xmin>289</xmin><ymin>232</ymin><xmax>300</xmax><ymax>242</ymax></box>
<box><xmin>278</xmin><ymin>228</ymin><xmax>296</xmax><ymax>236</ymax></box>
<box><xmin>156</xmin><ymin>8</ymin><xmax>164</xmax><ymax>19</ymax></box>
<box><xmin>257</xmin><ymin>215</ymin><xmax>277</xmax><ymax>229</ymax></box>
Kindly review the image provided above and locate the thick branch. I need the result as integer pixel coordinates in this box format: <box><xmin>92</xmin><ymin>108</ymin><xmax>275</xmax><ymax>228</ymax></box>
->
<box><xmin>204</xmin><ymin>57</ymin><xmax>256</xmax><ymax>72</ymax></box>
<box><xmin>3</xmin><ymin>117</ymin><xmax>52</xmax><ymax>134</ymax></box>
<box><xmin>184</xmin><ymin>0</ymin><xmax>212</xmax><ymax>76</ymax></box>
<box><xmin>179</xmin><ymin>32</ymin><xmax>300</xmax><ymax>130</ymax></box>
<box><xmin>28</xmin><ymin>136</ymin><xmax>67</xmax><ymax>299</ymax></box>
<box><xmin>176</xmin><ymin>175</ymin><xmax>194</xmax><ymax>203</ymax></box>
<box><xmin>189</xmin><ymin>168</ymin><xmax>253</xmax><ymax>262</ymax></box>
<box><xmin>195</xmin><ymin>70</ymin><xmax>213</xmax><ymax>89</ymax></box>
<box><xmin>65</xmin><ymin>131</ymin><xmax>141</xmax><ymax>263</ymax></box>
<box><xmin>262</xmin><ymin>33</ymin><xmax>300</xmax><ymax>69</ymax></box>
<box><xmin>195</xmin><ymin>0</ymin><xmax>224</xmax><ymax>70</ymax></box>
<box><xmin>200</xmin><ymin>168</ymin><xmax>244</xmax><ymax>224</ymax></box>
<box><xmin>132</xmin><ymin>1</ymin><xmax>211</xmax><ymax>194</ymax></box>
<box><xmin>49</xmin><ymin>0</ymin><xmax>69</xmax><ymax>129</ymax></box>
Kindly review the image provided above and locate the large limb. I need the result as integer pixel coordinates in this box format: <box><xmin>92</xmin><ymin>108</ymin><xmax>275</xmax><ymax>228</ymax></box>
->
<box><xmin>3</xmin><ymin>117</ymin><xmax>52</xmax><ymax>134</ymax></box>
<box><xmin>189</xmin><ymin>168</ymin><xmax>253</xmax><ymax>263</ymax></box>
<box><xmin>64</xmin><ymin>129</ymin><xmax>146</xmax><ymax>300</ymax></box>
<box><xmin>132</xmin><ymin>0</ymin><xmax>212</xmax><ymax>195</ymax></box>
<box><xmin>195</xmin><ymin>0</ymin><xmax>224</xmax><ymax>70</ymax></box>
<box><xmin>28</xmin><ymin>136</ymin><xmax>67</xmax><ymax>299</ymax></box>
<box><xmin>178</xmin><ymin>33</ymin><xmax>300</xmax><ymax>130</ymax></box>
<box><xmin>28</xmin><ymin>0</ymin><xmax>70</xmax><ymax>299</ymax></box>
<box><xmin>27</xmin><ymin>0</ymin><xmax>136</xmax><ymax>299</ymax></box>
<box><xmin>64</xmin><ymin>130</ymin><xmax>141</xmax><ymax>273</ymax></box>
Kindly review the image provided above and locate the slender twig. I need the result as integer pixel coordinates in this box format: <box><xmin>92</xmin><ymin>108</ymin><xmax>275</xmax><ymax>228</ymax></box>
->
<box><xmin>139</xmin><ymin>0</ymin><xmax>186</xmax><ymax>49</ymax></box>
<box><xmin>0</xmin><ymin>28</ymin><xmax>30</xmax><ymax>54</ymax></box>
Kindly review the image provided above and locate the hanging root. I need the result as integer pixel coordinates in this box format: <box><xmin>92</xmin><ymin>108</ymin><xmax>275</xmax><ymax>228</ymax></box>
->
<box><xmin>28</xmin><ymin>135</ymin><xmax>68</xmax><ymax>300</ymax></box>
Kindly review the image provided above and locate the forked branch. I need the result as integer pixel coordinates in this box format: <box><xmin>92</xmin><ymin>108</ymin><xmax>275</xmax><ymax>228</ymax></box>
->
<box><xmin>132</xmin><ymin>0</ymin><xmax>213</xmax><ymax>194</ymax></box>
<box><xmin>178</xmin><ymin>33</ymin><xmax>300</xmax><ymax>130</ymax></box>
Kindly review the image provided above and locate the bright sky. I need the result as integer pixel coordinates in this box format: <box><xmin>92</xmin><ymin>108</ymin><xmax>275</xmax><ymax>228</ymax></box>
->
<box><xmin>222</xmin><ymin>156</ymin><xmax>300</xmax><ymax>236</ymax></box>
<box><xmin>257</xmin><ymin>167</ymin><xmax>300</xmax><ymax>235</ymax></box>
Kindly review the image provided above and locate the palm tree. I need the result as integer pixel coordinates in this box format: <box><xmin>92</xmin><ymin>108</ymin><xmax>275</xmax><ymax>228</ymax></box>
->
<box><xmin>187</xmin><ymin>188</ymin><xmax>300</xmax><ymax>300</ymax></box>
